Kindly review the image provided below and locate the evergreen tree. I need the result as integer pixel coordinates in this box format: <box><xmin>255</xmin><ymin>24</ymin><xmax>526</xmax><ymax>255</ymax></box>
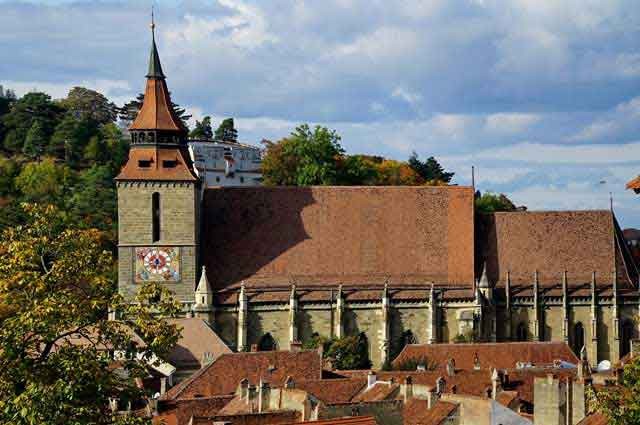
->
<box><xmin>2</xmin><ymin>92</ymin><xmax>62</xmax><ymax>153</ymax></box>
<box><xmin>190</xmin><ymin>116</ymin><xmax>213</xmax><ymax>139</ymax></box>
<box><xmin>215</xmin><ymin>118</ymin><xmax>238</xmax><ymax>142</ymax></box>
<box><xmin>408</xmin><ymin>152</ymin><xmax>454</xmax><ymax>184</ymax></box>
<box><xmin>60</xmin><ymin>87</ymin><xmax>118</xmax><ymax>125</ymax></box>
<box><xmin>22</xmin><ymin>120</ymin><xmax>46</xmax><ymax>160</ymax></box>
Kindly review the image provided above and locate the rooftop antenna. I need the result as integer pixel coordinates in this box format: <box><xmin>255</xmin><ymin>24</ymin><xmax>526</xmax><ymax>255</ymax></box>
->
<box><xmin>151</xmin><ymin>5</ymin><xmax>156</xmax><ymax>38</ymax></box>
<box><xmin>610</xmin><ymin>192</ymin><xmax>613</xmax><ymax>212</ymax></box>
<box><xmin>471</xmin><ymin>165</ymin><xmax>475</xmax><ymax>191</ymax></box>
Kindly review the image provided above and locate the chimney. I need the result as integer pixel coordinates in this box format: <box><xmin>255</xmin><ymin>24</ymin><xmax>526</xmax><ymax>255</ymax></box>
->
<box><xmin>251</xmin><ymin>344</ymin><xmax>258</xmax><ymax>352</ymax></box>
<box><xmin>436</xmin><ymin>377</ymin><xmax>445</xmax><ymax>394</ymax></box>
<box><xmin>503</xmin><ymin>369</ymin><xmax>510</xmax><ymax>386</ymax></box>
<box><xmin>426</xmin><ymin>387</ymin><xmax>438</xmax><ymax>409</ymax></box>
<box><xmin>473</xmin><ymin>352</ymin><xmax>481</xmax><ymax>370</ymax></box>
<box><xmin>367</xmin><ymin>371</ymin><xmax>377</xmax><ymax>389</ymax></box>
<box><xmin>446</xmin><ymin>358</ymin><xmax>455</xmax><ymax>377</ymax></box>
<box><xmin>258</xmin><ymin>380</ymin><xmax>270</xmax><ymax>413</ymax></box>
<box><xmin>491</xmin><ymin>368</ymin><xmax>501</xmax><ymax>400</ymax></box>
<box><xmin>402</xmin><ymin>376</ymin><xmax>413</xmax><ymax>401</ymax></box>
<box><xmin>239</xmin><ymin>378</ymin><xmax>249</xmax><ymax>399</ymax></box>
<box><xmin>160</xmin><ymin>377</ymin><xmax>167</xmax><ymax>395</ymax></box>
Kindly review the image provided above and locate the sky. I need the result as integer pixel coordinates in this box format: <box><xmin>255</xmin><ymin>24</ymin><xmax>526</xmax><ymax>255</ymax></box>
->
<box><xmin>1</xmin><ymin>0</ymin><xmax>640</xmax><ymax>227</ymax></box>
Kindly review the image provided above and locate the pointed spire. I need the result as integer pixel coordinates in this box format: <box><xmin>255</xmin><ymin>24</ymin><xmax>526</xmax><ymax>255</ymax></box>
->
<box><xmin>196</xmin><ymin>266</ymin><xmax>212</xmax><ymax>294</ymax></box>
<box><xmin>147</xmin><ymin>7</ymin><xmax>165</xmax><ymax>79</ymax></box>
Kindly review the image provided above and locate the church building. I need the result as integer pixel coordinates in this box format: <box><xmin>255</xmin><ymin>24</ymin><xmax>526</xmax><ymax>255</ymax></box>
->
<box><xmin>116</xmin><ymin>27</ymin><xmax>640</xmax><ymax>369</ymax></box>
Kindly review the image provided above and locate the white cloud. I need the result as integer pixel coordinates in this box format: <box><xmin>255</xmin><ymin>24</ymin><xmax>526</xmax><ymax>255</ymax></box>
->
<box><xmin>391</xmin><ymin>87</ymin><xmax>422</xmax><ymax>105</ymax></box>
<box><xmin>484</xmin><ymin>113</ymin><xmax>540</xmax><ymax>134</ymax></box>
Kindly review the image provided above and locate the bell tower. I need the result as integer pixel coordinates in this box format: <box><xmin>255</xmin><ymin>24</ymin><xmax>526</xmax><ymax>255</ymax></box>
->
<box><xmin>115</xmin><ymin>15</ymin><xmax>199</xmax><ymax>310</ymax></box>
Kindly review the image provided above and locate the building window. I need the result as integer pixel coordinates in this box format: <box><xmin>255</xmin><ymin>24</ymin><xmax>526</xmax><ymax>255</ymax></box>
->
<box><xmin>152</xmin><ymin>192</ymin><xmax>160</xmax><ymax>242</ymax></box>
<box><xmin>258</xmin><ymin>333</ymin><xmax>277</xmax><ymax>351</ymax></box>
<box><xmin>216</xmin><ymin>176</ymin><xmax>220</xmax><ymax>183</ymax></box>
<box><xmin>240</xmin><ymin>177</ymin><xmax>245</xmax><ymax>183</ymax></box>
<box><xmin>621</xmin><ymin>321</ymin><xmax>635</xmax><ymax>357</ymax></box>
<box><xmin>516</xmin><ymin>322</ymin><xmax>528</xmax><ymax>341</ymax></box>
<box><xmin>572</xmin><ymin>322</ymin><xmax>585</xmax><ymax>356</ymax></box>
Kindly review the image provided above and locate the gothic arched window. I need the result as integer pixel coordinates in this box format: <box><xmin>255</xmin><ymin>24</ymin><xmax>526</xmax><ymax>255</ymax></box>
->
<box><xmin>621</xmin><ymin>321</ymin><xmax>635</xmax><ymax>357</ymax></box>
<box><xmin>152</xmin><ymin>192</ymin><xmax>161</xmax><ymax>242</ymax></box>
<box><xmin>572</xmin><ymin>322</ymin><xmax>585</xmax><ymax>356</ymax></box>
<box><xmin>516</xmin><ymin>323</ymin><xmax>528</xmax><ymax>341</ymax></box>
<box><xmin>258</xmin><ymin>333</ymin><xmax>277</xmax><ymax>351</ymax></box>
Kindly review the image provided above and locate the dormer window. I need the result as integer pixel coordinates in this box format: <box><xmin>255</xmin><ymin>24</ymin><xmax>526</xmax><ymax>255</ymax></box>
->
<box><xmin>138</xmin><ymin>160</ymin><xmax>152</xmax><ymax>168</ymax></box>
<box><xmin>163</xmin><ymin>160</ymin><xmax>178</xmax><ymax>168</ymax></box>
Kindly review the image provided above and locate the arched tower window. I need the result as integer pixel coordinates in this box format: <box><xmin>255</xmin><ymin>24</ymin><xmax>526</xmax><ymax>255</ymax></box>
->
<box><xmin>152</xmin><ymin>192</ymin><xmax>160</xmax><ymax>242</ymax></box>
<box><xmin>258</xmin><ymin>333</ymin><xmax>277</xmax><ymax>351</ymax></box>
<box><xmin>572</xmin><ymin>322</ymin><xmax>585</xmax><ymax>356</ymax></box>
<box><xmin>516</xmin><ymin>323</ymin><xmax>528</xmax><ymax>341</ymax></box>
<box><xmin>621</xmin><ymin>321</ymin><xmax>635</xmax><ymax>357</ymax></box>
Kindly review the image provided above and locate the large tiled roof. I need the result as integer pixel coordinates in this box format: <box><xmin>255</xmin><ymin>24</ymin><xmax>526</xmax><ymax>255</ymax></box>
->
<box><xmin>295</xmin><ymin>378</ymin><xmax>367</xmax><ymax>404</ymax></box>
<box><xmin>162</xmin><ymin>350</ymin><xmax>322</xmax><ymax>400</ymax></box>
<box><xmin>166</xmin><ymin>318</ymin><xmax>232</xmax><ymax>369</ymax></box>
<box><xmin>478</xmin><ymin>211</ymin><xmax>638</xmax><ymax>289</ymax></box>
<box><xmin>283</xmin><ymin>417</ymin><xmax>378</xmax><ymax>425</ymax></box>
<box><xmin>391</xmin><ymin>342</ymin><xmax>579</xmax><ymax>371</ymax></box>
<box><xmin>403</xmin><ymin>399</ymin><xmax>458</xmax><ymax>425</ymax></box>
<box><xmin>202</xmin><ymin>186</ymin><xmax>475</xmax><ymax>295</ymax></box>
<box><xmin>116</xmin><ymin>147</ymin><xmax>197</xmax><ymax>181</ymax></box>
<box><xmin>130</xmin><ymin>77</ymin><xmax>186</xmax><ymax>132</ymax></box>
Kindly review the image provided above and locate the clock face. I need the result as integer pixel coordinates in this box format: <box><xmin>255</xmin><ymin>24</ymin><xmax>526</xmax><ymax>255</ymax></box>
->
<box><xmin>135</xmin><ymin>247</ymin><xmax>180</xmax><ymax>282</ymax></box>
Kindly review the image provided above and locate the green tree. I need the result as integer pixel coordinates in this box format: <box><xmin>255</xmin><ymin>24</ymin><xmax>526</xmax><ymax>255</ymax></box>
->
<box><xmin>0</xmin><ymin>156</ymin><xmax>20</xmax><ymax>197</ymax></box>
<box><xmin>2</xmin><ymin>92</ymin><xmax>62</xmax><ymax>153</ymax></box>
<box><xmin>262</xmin><ymin>124</ymin><xmax>344</xmax><ymax>186</ymax></box>
<box><xmin>337</xmin><ymin>155</ymin><xmax>379</xmax><ymax>185</ymax></box>
<box><xmin>325</xmin><ymin>333</ymin><xmax>371</xmax><ymax>370</ymax></box>
<box><xmin>215</xmin><ymin>118</ymin><xmax>238</xmax><ymax>142</ymax></box>
<box><xmin>100</xmin><ymin>123</ymin><xmax>129</xmax><ymax>173</ymax></box>
<box><xmin>0</xmin><ymin>203</ymin><xmax>181</xmax><ymax>424</ymax></box>
<box><xmin>376</xmin><ymin>159</ymin><xmax>422</xmax><ymax>185</ymax></box>
<box><xmin>190</xmin><ymin>116</ymin><xmax>213</xmax><ymax>139</ymax></box>
<box><xmin>0</xmin><ymin>93</ymin><xmax>15</xmax><ymax>144</ymax></box>
<box><xmin>15</xmin><ymin>159</ymin><xmax>73</xmax><ymax>204</ymax></box>
<box><xmin>22</xmin><ymin>120</ymin><xmax>47</xmax><ymax>159</ymax></box>
<box><xmin>475</xmin><ymin>191</ymin><xmax>518</xmax><ymax>214</ymax></box>
<box><xmin>590</xmin><ymin>355</ymin><xmax>640</xmax><ymax>425</ymax></box>
<box><xmin>49</xmin><ymin>114</ymin><xmax>97</xmax><ymax>165</ymax></box>
<box><xmin>408</xmin><ymin>152</ymin><xmax>454</xmax><ymax>184</ymax></box>
<box><xmin>68</xmin><ymin>165</ymin><xmax>118</xmax><ymax>238</ymax></box>
<box><xmin>59</xmin><ymin>87</ymin><xmax>118</xmax><ymax>125</ymax></box>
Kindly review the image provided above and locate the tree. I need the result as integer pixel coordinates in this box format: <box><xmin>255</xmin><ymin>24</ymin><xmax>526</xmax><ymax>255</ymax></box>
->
<box><xmin>325</xmin><ymin>333</ymin><xmax>371</xmax><ymax>370</ymax></box>
<box><xmin>0</xmin><ymin>156</ymin><xmax>19</xmax><ymax>197</ymax></box>
<box><xmin>49</xmin><ymin>114</ymin><xmax>97</xmax><ymax>165</ymax></box>
<box><xmin>15</xmin><ymin>158</ymin><xmax>73</xmax><ymax>204</ymax></box>
<box><xmin>475</xmin><ymin>191</ymin><xmax>518</xmax><ymax>214</ymax></box>
<box><xmin>337</xmin><ymin>155</ymin><xmax>379</xmax><ymax>185</ymax></box>
<box><xmin>23</xmin><ymin>120</ymin><xmax>47</xmax><ymax>159</ymax></box>
<box><xmin>68</xmin><ymin>165</ymin><xmax>118</xmax><ymax>240</ymax></box>
<box><xmin>376</xmin><ymin>159</ymin><xmax>422</xmax><ymax>185</ymax></box>
<box><xmin>2</xmin><ymin>92</ymin><xmax>62</xmax><ymax>153</ymax></box>
<box><xmin>0</xmin><ymin>204</ymin><xmax>181</xmax><ymax>424</ymax></box>
<box><xmin>59</xmin><ymin>87</ymin><xmax>118</xmax><ymax>125</ymax></box>
<box><xmin>262</xmin><ymin>124</ymin><xmax>345</xmax><ymax>186</ymax></box>
<box><xmin>590</xmin><ymin>355</ymin><xmax>640</xmax><ymax>425</ymax></box>
<box><xmin>118</xmin><ymin>93</ymin><xmax>191</xmax><ymax>128</ymax></box>
<box><xmin>190</xmin><ymin>116</ymin><xmax>213</xmax><ymax>140</ymax></box>
<box><xmin>215</xmin><ymin>118</ymin><xmax>238</xmax><ymax>142</ymax></box>
<box><xmin>408</xmin><ymin>152</ymin><xmax>454</xmax><ymax>184</ymax></box>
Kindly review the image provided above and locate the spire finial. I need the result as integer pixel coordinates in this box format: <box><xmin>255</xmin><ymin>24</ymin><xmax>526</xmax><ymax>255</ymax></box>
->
<box><xmin>146</xmin><ymin>6</ymin><xmax>165</xmax><ymax>79</ymax></box>
<box><xmin>151</xmin><ymin>5</ymin><xmax>156</xmax><ymax>35</ymax></box>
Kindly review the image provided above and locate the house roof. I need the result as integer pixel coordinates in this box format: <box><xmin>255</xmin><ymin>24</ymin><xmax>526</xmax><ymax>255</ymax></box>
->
<box><xmin>283</xmin><ymin>416</ymin><xmax>378</xmax><ymax>425</ymax></box>
<box><xmin>162</xmin><ymin>350</ymin><xmax>322</xmax><ymax>400</ymax></box>
<box><xmin>391</xmin><ymin>342</ymin><xmax>579</xmax><ymax>371</ymax></box>
<box><xmin>115</xmin><ymin>147</ymin><xmax>197</xmax><ymax>181</ymax></box>
<box><xmin>201</xmin><ymin>186</ymin><xmax>475</xmax><ymax>295</ymax></box>
<box><xmin>403</xmin><ymin>399</ymin><xmax>458</xmax><ymax>425</ymax></box>
<box><xmin>166</xmin><ymin>318</ymin><xmax>232</xmax><ymax>369</ymax></box>
<box><xmin>626</xmin><ymin>176</ymin><xmax>640</xmax><ymax>192</ymax></box>
<box><xmin>478</xmin><ymin>211</ymin><xmax>638</xmax><ymax>289</ymax></box>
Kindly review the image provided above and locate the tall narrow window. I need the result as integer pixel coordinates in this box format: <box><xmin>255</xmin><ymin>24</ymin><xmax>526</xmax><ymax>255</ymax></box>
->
<box><xmin>516</xmin><ymin>322</ymin><xmax>528</xmax><ymax>341</ymax></box>
<box><xmin>573</xmin><ymin>322</ymin><xmax>585</xmax><ymax>356</ymax></box>
<box><xmin>152</xmin><ymin>192</ymin><xmax>160</xmax><ymax>242</ymax></box>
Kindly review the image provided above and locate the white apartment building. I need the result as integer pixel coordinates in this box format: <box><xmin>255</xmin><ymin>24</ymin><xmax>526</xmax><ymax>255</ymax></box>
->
<box><xmin>187</xmin><ymin>139</ymin><xmax>262</xmax><ymax>187</ymax></box>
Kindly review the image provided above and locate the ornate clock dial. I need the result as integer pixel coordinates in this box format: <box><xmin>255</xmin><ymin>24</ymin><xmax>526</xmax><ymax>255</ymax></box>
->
<box><xmin>144</xmin><ymin>249</ymin><xmax>172</xmax><ymax>274</ymax></box>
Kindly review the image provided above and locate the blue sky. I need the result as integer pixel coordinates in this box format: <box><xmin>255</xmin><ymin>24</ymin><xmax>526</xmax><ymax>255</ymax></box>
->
<box><xmin>2</xmin><ymin>0</ymin><xmax>640</xmax><ymax>227</ymax></box>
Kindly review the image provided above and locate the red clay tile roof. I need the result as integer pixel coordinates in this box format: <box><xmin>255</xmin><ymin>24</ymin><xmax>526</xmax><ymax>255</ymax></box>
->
<box><xmin>352</xmin><ymin>382</ymin><xmax>400</xmax><ymax>402</ymax></box>
<box><xmin>162</xmin><ymin>350</ymin><xmax>322</xmax><ymax>400</ymax></box>
<box><xmin>295</xmin><ymin>378</ymin><xmax>367</xmax><ymax>404</ymax></box>
<box><xmin>478</xmin><ymin>211</ymin><xmax>638</xmax><ymax>289</ymax></box>
<box><xmin>130</xmin><ymin>77</ymin><xmax>186</xmax><ymax>132</ymax></box>
<box><xmin>202</xmin><ymin>186</ymin><xmax>475</xmax><ymax>294</ymax></box>
<box><xmin>166</xmin><ymin>318</ymin><xmax>232</xmax><ymax>369</ymax></box>
<box><xmin>283</xmin><ymin>416</ymin><xmax>378</xmax><ymax>425</ymax></box>
<box><xmin>578</xmin><ymin>412</ymin><xmax>609</xmax><ymax>425</ymax></box>
<box><xmin>392</xmin><ymin>342</ymin><xmax>579</xmax><ymax>371</ymax></box>
<box><xmin>403</xmin><ymin>399</ymin><xmax>458</xmax><ymax>425</ymax></box>
<box><xmin>116</xmin><ymin>147</ymin><xmax>197</xmax><ymax>181</ymax></box>
<box><xmin>626</xmin><ymin>176</ymin><xmax>640</xmax><ymax>192</ymax></box>
<box><xmin>495</xmin><ymin>390</ymin><xmax>519</xmax><ymax>407</ymax></box>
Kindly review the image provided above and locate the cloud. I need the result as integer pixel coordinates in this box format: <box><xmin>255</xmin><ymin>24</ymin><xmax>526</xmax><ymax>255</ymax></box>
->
<box><xmin>484</xmin><ymin>113</ymin><xmax>540</xmax><ymax>134</ymax></box>
<box><xmin>391</xmin><ymin>87</ymin><xmax>422</xmax><ymax>105</ymax></box>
